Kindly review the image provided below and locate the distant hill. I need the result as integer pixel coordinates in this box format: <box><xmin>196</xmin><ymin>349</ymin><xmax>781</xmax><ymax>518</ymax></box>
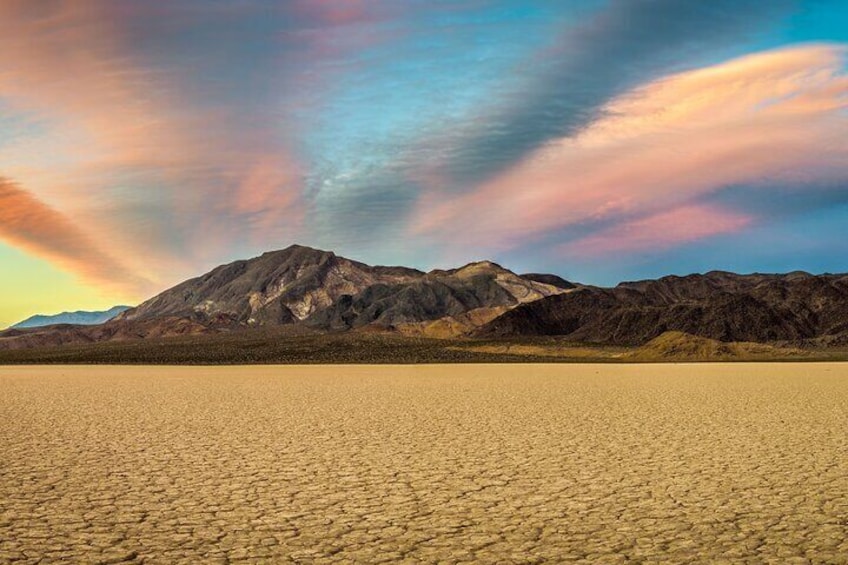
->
<box><xmin>626</xmin><ymin>331</ymin><xmax>806</xmax><ymax>362</ymax></box>
<box><xmin>11</xmin><ymin>306</ymin><xmax>131</xmax><ymax>330</ymax></box>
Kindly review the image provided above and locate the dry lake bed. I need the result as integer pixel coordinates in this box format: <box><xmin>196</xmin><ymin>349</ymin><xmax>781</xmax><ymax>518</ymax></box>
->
<box><xmin>1</xmin><ymin>364</ymin><xmax>847</xmax><ymax>564</ymax></box>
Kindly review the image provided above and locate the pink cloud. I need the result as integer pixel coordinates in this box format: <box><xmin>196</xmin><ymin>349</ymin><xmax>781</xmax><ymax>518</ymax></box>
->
<box><xmin>563</xmin><ymin>205</ymin><xmax>754</xmax><ymax>258</ymax></box>
<box><xmin>0</xmin><ymin>2</ymin><xmax>307</xmax><ymax>293</ymax></box>
<box><xmin>225</xmin><ymin>154</ymin><xmax>306</xmax><ymax>246</ymax></box>
<box><xmin>291</xmin><ymin>0</ymin><xmax>372</xmax><ymax>26</ymax></box>
<box><xmin>0</xmin><ymin>1</ymin><xmax>200</xmax><ymax>175</ymax></box>
<box><xmin>409</xmin><ymin>44</ymin><xmax>848</xmax><ymax>252</ymax></box>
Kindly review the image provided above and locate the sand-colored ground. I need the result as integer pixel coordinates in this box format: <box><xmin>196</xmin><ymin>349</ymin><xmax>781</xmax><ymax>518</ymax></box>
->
<box><xmin>1</xmin><ymin>365</ymin><xmax>847</xmax><ymax>564</ymax></box>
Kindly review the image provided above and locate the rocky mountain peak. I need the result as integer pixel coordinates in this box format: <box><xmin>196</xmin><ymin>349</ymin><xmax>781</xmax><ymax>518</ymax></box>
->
<box><xmin>451</xmin><ymin>260</ymin><xmax>509</xmax><ymax>278</ymax></box>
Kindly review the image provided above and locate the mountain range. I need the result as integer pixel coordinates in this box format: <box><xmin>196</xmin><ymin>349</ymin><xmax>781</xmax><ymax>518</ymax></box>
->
<box><xmin>477</xmin><ymin>271</ymin><xmax>848</xmax><ymax>347</ymax></box>
<box><xmin>11</xmin><ymin>306</ymin><xmax>131</xmax><ymax>329</ymax></box>
<box><xmin>115</xmin><ymin>245</ymin><xmax>567</xmax><ymax>333</ymax></box>
<box><xmin>2</xmin><ymin>244</ymin><xmax>847</xmax><ymax>355</ymax></box>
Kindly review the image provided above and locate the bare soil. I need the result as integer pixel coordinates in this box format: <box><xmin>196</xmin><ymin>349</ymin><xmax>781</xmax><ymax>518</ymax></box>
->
<box><xmin>1</xmin><ymin>364</ymin><xmax>847</xmax><ymax>563</ymax></box>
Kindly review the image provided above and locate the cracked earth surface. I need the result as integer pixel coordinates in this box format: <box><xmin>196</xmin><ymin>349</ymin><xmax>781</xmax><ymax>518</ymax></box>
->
<box><xmin>1</xmin><ymin>364</ymin><xmax>847</xmax><ymax>564</ymax></box>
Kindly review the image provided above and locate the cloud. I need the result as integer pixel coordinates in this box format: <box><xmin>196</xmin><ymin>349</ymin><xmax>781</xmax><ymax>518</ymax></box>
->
<box><xmin>0</xmin><ymin>1</ymin><xmax>198</xmax><ymax>174</ymax></box>
<box><xmin>290</xmin><ymin>0</ymin><xmax>373</xmax><ymax>26</ymax></box>
<box><xmin>218</xmin><ymin>154</ymin><xmax>306</xmax><ymax>248</ymax></box>
<box><xmin>424</xmin><ymin>0</ymin><xmax>793</xmax><ymax>187</ymax></box>
<box><xmin>0</xmin><ymin>178</ymin><xmax>153</xmax><ymax>295</ymax></box>
<box><xmin>0</xmin><ymin>1</ymin><xmax>307</xmax><ymax>289</ymax></box>
<box><xmin>563</xmin><ymin>205</ymin><xmax>753</xmax><ymax>257</ymax></box>
<box><xmin>410</xmin><ymin>44</ymin><xmax>848</xmax><ymax>254</ymax></box>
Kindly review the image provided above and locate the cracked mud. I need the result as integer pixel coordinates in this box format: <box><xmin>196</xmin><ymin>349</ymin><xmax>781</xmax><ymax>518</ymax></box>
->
<box><xmin>1</xmin><ymin>364</ymin><xmax>847</xmax><ymax>563</ymax></box>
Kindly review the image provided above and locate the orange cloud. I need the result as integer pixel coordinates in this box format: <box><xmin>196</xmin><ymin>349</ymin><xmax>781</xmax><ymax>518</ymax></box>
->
<box><xmin>0</xmin><ymin>178</ymin><xmax>153</xmax><ymax>296</ymax></box>
<box><xmin>410</xmin><ymin>44</ymin><xmax>848</xmax><ymax>251</ymax></box>
<box><xmin>563</xmin><ymin>205</ymin><xmax>753</xmax><ymax>258</ymax></box>
<box><xmin>0</xmin><ymin>1</ymin><xmax>198</xmax><ymax>177</ymax></box>
<box><xmin>195</xmin><ymin>154</ymin><xmax>307</xmax><ymax>252</ymax></box>
<box><xmin>0</xmin><ymin>1</ymin><xmax>306</xmax><ymax>292</ymax></box>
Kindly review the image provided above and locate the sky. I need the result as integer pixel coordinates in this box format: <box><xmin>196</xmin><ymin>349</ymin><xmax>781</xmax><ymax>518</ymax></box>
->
<box><xmin>1</xmin><ymin>0</ymin><xmax>848</xmax><ymax>327</ymax></box>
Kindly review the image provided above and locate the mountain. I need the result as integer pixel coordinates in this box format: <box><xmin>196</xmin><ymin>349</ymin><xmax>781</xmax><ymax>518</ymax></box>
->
<box><xmin>116</xmin><ymin>246</ymin><xmax>566</xmax><ymax>334</ymax></box>
<box><xmin>4</xmin><ymin>248</ymin><xmax>848</xmax><ymax>356</ymax></box>
<box><xmin>0</xmin><ymin>313</ymin><xmax>234</xmax><ymax>351</ymax></box>
<box><xmin>117</xmin><ymin>245</ymin><xmax>424</xmax><ymax>325</ymax></box>
<box><xmin>476</xmin><ymin>271</ymin><xmax>848</xmax><ymax>345</ymax></box>
<box><xmin>10</xmin><ymin>306</ymin><xmax>131</xmax><ymax>329</ymax></box>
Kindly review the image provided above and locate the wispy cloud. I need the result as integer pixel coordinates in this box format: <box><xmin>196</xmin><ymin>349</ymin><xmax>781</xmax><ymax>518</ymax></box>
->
<box><xmin>1</xmin><ymin>1</ymin><xmax>847</xmax><ymax>303</ymax></box>
<box><xmin>411</xmin><ymin>44</ymin><xmax>848</xmax><ymax>255</ymax></box>
<box><xmin>0</xmin><ymin>0</ymin><xmax>307</xmax><ymax>288</ymax></box>
<box><xmin>563</xmin><ymin>205</ymin><xmax>754</xmax><ymax>257</ymax></box>
<box><xmin>0</xmin><ymin>178</ymin><xmax>152</xmax><ymax>295</ymax></box>
<box><xmin>421</xmin><ymin>0</ymin><xmax>793</xmax><ymax>187</ymax></box>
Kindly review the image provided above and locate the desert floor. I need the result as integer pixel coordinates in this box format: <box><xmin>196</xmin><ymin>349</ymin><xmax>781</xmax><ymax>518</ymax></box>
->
<box><xmin>1</xmin><ymin>364</ymin><xmax>847</xmax><ymax>564</ymax></box>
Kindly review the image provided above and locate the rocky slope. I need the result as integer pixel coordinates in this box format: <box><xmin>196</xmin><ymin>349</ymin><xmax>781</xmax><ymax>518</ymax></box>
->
<box><xmin>117</xmin><ymin>245</ymin><xmax>424</xmax><ymax>325</ymax></box>
<box><xmin>6</xmin><ymin>248</ymin><xmax>847</xmax><ymax>353</ymax></box>
<box><xmin>0</xmin><ymin>312</ymin><xmax>240</xmax><ymax>351</ymax></box>
<box><xmin>477</xmin><ymin>271</ymin><xmax>848</xmax><ymax>345</ymax></box>
<box><xmin>306</xmin><ymin>261</ymin><xmax>566</xmax><ymax>333</ymax></box>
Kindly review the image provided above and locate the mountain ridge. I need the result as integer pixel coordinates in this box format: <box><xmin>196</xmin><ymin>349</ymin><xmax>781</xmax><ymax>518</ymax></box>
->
<box><xmin>116</xmin><ymin>244</ymin><xmax>565</xmax><ymax>331</ymax></box>
<box><xmin>2</xmin><ymin>245</ymin><xmax>847</xmax><ymax>354</ymax></box>
<box><xmin>10</xmin><ymin>306</ymin><xmax>131</xmax><ymax>330</ymax></box>
<box><xmin>476</xmin><ymin>271</ymin><xmax>848</xmax><ymax>345</ymax></box>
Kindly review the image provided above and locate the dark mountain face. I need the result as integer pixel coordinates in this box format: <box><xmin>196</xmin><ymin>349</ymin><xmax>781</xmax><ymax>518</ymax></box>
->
<box><xmin>476</xmin><ymin>272</ymin><xmax>848</xmax><ymax>345</ymax></box>
<box><xmin>519</xmin><ymin>273</ymin><xmax>576</xmax><ymax>290</ymax></box>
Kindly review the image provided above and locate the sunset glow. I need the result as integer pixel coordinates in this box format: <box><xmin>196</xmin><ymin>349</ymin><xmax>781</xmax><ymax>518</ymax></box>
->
<box><xmin>1</xmin><ymin>1</ymin><xmax>847</xmax><ymax>326</ymax></box>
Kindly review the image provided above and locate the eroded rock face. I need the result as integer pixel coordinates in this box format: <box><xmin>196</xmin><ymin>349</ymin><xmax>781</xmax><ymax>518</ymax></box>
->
<box><xmin>303</xmin><ymin>261</ymin><xmax>566</xmax><ymax>333</ymax></box>
<box><xmin>117</xmin><ymin>245</ymin><xmax>424</xmax><ymax>325</ymax></box>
